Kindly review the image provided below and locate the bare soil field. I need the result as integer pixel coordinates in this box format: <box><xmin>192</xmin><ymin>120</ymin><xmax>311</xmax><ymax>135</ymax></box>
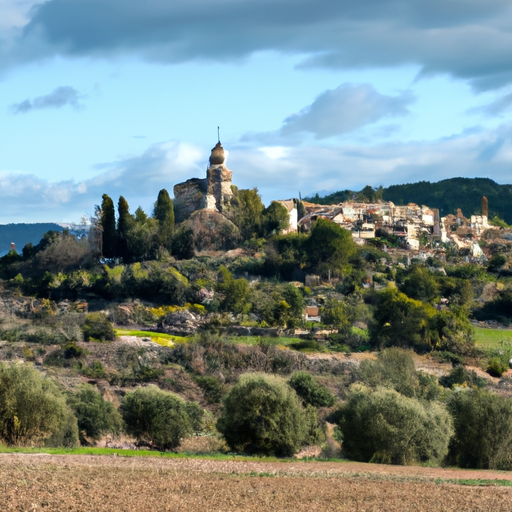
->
<box><xmin>1</xmin><ymin>453</ymin><xmax>511</xmax><ymax>511</ymax></box>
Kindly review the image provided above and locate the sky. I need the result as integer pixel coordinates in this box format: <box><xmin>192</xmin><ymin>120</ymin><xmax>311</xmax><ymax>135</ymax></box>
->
<box><xmin>2</xmin><ymin>0</ymin><xmax>512</xmax><ymax>223</ymax></box>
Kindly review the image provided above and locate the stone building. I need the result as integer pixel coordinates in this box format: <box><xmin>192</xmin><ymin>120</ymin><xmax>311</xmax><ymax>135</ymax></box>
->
<box><xmin>173</xmin><ymin>141</ymin><xmax>234</xmax><ymax>222</ymax></box>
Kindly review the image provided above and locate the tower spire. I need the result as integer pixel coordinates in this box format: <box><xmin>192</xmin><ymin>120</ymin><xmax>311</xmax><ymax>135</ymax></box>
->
<box><xmin>217</xmin><ymin>126</ymin><xmax>220</xmax><ymax>143</ymax></box>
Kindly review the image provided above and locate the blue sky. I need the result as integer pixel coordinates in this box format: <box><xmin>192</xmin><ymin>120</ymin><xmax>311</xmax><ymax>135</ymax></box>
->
<box><xmin>1</xmin><ymin>0</ymin><xmax>512</xmax><ymax>223</ymax></box>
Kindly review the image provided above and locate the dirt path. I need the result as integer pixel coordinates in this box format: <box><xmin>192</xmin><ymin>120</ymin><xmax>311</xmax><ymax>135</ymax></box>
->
<box><xmin>1</xmin><ymin>453</ymin><xmax>511</xmax><ymax>511</ymax></box>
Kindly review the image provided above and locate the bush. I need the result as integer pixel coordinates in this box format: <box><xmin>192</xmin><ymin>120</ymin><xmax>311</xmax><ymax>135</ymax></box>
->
<box><xmin>82</xmin><ymin>312</ymin><xmax>115</xmax><ymax>341</ymax></box>
<box><xmin>357</xmin><ymin>348</ymin><xmax>437</xmax><ymax>399</ymax></box>
<box><xmin>120</xmin><ymin>385</ymin><xmax>196</xmax><ymax>450</ymax></box>
<box><xmin>217</xmin><ymin>373</ymin><xmax>313</xmax><ymax>456</ymax></box>
<box><xmin>486</xmin><ymin>357</ymin><xmax>509</xmax><ymax>378</ymax></box>
<box><xmin>0</xmin><ymin>363</ymin><xmax>69</xmax><ymax>446</ymax></box>
<box><xmin>439</xmin><ymin>366</ymin><xmax>487</xmax><ymax>389</ymax></box>
<box><xmin>68</xmin><ymin>384</ymin><xmax>123</xmax><ymax>444</ymax></box>
<box><xmin>447</xmin><ymin>389</ymin><xmax>512</xmax><ymax>469</ymax></box>
<box><xmin>288</xmin><ymin>371</ymin><xmax>336</xmax><ymax>407</ymax></box>
<box><xmin>194</xmin><ymin>376</ymin><xmax>225</xmax><ymax>404</ymax></box>
<box><xmin>338</xmin><ymin>385</ymin><xmax>453</xmax><ymax>465</ymax></box>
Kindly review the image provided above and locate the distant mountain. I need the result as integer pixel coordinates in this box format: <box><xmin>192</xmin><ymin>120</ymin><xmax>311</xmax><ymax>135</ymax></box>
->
<box><xmin>306</xmin><ymin>178</ymin><xmax>512</xmax><ymax>224</ymax></box>
<box><xmin>0</xmin><ymin>223</ymin><xmax>63</xmax><ymax>256</ymax></box>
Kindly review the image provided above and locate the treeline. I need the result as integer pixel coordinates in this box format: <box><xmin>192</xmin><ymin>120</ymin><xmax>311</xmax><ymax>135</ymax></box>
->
<box><xmin>306</xmin><ymin>177</ymin><xmax>512</xmax><ymax>224</ymax></box>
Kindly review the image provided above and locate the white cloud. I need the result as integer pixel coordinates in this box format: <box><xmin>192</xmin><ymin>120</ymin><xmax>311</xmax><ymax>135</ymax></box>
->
<box><xmin>280</xmin><ymin>83</ymin><xmax>414</xmax><ymax>139</ymax></box>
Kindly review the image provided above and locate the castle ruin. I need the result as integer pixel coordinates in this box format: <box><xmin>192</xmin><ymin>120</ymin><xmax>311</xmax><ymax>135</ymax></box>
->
<box><xmin>173</xmin><ymin>142</ymin><xmax>234</xmax><ymax>222</ymax></box>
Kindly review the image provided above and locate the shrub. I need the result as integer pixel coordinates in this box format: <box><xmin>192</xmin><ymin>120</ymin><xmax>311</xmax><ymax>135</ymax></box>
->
<box><xmin>64</xmin><ymin>342</ymin><xmax>83</xmax><ymax>359</ymax></box>
<box><xmin>82</xmin><ymin>312</ymin><xmax>115</xmax><ymax>341</ymax></box>
<box><xmin>338</xmin><ymin>385</ymin><xmax>453</xmax><ymax>465</ymax></box>
<box><xmin>194</xmin><ymin>376</ymin><xmax>225</xmax><ymax>404</ymax></box>
<box><xmin>447</xmin><ymin>389</ymin><xmax>512</xmax><ymax>469</ymax></box>
<box><xmin>68</xmin><ymin>384</ymin><xmax>123</xmax><ymax>443</ymax></box>
<box><xmin>358</xmin><ymin>348</ymin><xmax>428</xmax><ymax>399</ymax></box>
<box><xmin>439</xmin><ymin>366</ymin><xmax>487</xmax><ymax>389</ymax></box>
<box><xmin>216</xmin><ymin>373</ymin><xmax>312</xmax><ymax>456</ymax></box>
<box><xmin>120</xmin><ymin>385</ymin><xmax>195</xmax><ymax>450</ymax></box>
<box><xmin>0</xmin><ymin>363</ymin><xmax>69</xmax><ymax>446</ymax></box>
<box><xmin>486</xmin><ymin>357</ymin><xmax>509</xmax><ymax>378</ymax></box>
<box><xmin>288</xmin><ymin>371</ymin><xmax>336</xmax><ymax>407</ymax></box>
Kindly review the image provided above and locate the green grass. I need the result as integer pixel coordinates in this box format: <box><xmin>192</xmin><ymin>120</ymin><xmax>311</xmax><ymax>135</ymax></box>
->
<box><xmin>223</xmin><ymin>336</ymin><xmax>303</xmax><ymax>347</ymax></box>
<box><xmin>115</xmin><ymin>329</ymin><xmax>190</xmax><ymax>347</ymax></box>
<box><xmin>474</xmin><ymin>327</ymin><xmax>512</xmax><ymax>350</ymax></box>
<box><xmin>442</xmin><ymin>478</ymin><xmax>512</xmax><ymax>487</ymax></box>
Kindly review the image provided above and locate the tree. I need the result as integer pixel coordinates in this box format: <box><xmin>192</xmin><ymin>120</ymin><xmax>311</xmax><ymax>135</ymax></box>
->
<box><xmin>338</xmin><ymin>385</ymin><xmax>453</xmax><ymax>465</ymax></box>
<box><xmin>321</xmin><ymin>298</ymin><xmax>351</xmax><ymax>331</ymax></box>
<box><xmin>68</xmin><ymin>384</ymin><xmax>123</xmax><ymax>443</ymax></box>
<box><xmin>153</xmin><ymin>189</ymin><xmax>175</xmax><ymax>249</ymax></box>
<box><xmin>369</xmin><ymin>288</ymin><xmax>440</xmax><ymax>352</ymax></box>
<box><xmin>117</xmin><ymin>196</ymin><xmax>134</xmax><ymax>261</ymax></box>
<box><xmin>229</xmin><ymin>188</ymin><xmax>265</xmax><ymax>241</ymax></box>
<box><xmin>288</xmin><ymin>372</ymin><xmax>336</xmax><ymax>407</ymax></box>
<box><xmin>217</xmin><ymin>373</ymin><xmax>315</xmax><ymax>456</ymax></box>
<box><xmin>262</xmin><ymin>201</ymin><xmax>289</xmax><ymax>237</ymax></box>
<box><xmin>101</xmin><ymin>194</ymin><xmax>117</xmax><ymax>258</ymax></box>
<box><xmin>306</xmin><ymin>218</ymin><xmax>356</xmax><ymax>276</ymax></box>
<box><xmin>447</xmin><ymin>389</ymin><xmax>512</xmax><ymax>469</ymax></box>
<box><xmin>171</xmin><ymin>226</ymin><xmax>195</xmax><ymax>260</ymax></box>
<box><xmin>398</xmin><ymin>265</ymin><xmax>440</xmax><ymax>304</ymax></box>
<box><xmin>481</xmin><ymin>195</ymin><xmax>488</xmax><ymax>217</ymax></box>
<box><xmin>0</xmin><ymin>363</ymin><xmax>69</xmax><ymax>446</ymax></box>
<box><xmin>357</xmin><ymin>348</ymin><xmax>440</xmax><ymax>399</ymax></box>
<box><xmin>120</xmin><ymin>385</ymin><xmax>197</xmax><ymax>450</ymax></box>
<box><xmin>216</xmin><ymin>266</ymin><xmax>250</xmax><ymax>316</ymax></box>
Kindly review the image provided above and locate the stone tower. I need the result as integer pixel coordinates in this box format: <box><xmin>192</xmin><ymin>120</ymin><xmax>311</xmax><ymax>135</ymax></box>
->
<box><xmin>173</xmin><ymin>141</ymin><xmax>234</xmax><ymax>222</ymax></box>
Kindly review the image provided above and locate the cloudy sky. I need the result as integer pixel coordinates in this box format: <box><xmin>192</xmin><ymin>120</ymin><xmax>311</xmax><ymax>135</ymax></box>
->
<box><xmin>2</xmin><ymin>0</ymin><xmax>512</xmax><ymax>223</ymax></box>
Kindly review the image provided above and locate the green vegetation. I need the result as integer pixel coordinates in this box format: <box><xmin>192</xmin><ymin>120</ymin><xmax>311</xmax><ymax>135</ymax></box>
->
<box><xmin>0</xmin><ymin>363</ymin><xmax>71</xmax><ymax>446</ymax></box>
<box><xmin>338</xmin><ymin>385</ymin><xmax>453</xmax><ymax>465</ymax></box>
<box><xmin>447</xmin><ymin>389</ymin><xmax>512</xmax><ymax>470</ymax></box>
<box><xmin>120</xmin><ymin>385</ymin><xmax>203</xmax><ymax>450</ymax></box>
<box><xmin>217</xmin><ymin>373</ymin><xmax>320</xmax><ymax>457</ymax></box>
<box><xmin>67</xmin><ymin>384</ymin><xmax>123</xmax><ymax>443</ymax></box>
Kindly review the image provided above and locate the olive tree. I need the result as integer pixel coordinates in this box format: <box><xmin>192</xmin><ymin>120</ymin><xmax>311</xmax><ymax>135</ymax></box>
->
<box><xmin>217</xmin><ymin>373</ymin><xmax>316</xmax><ymax>456</ymax></box>
<box><xmin>338</xmin><ymin>385</ymin><xmax>453</xmax><ymax>465</ymax></box>
<box><xmin>447</xmin><ymin>389</ymin><xmax>512</xmax><ymax>470</ymax></box>
<box><xmin>0</xmin><ymin>363</ymin><xmax>70</xmax><ymax>446</ymax></box>
<box><xmin>120</xmin><ymin>385</ymin><xmax>200</xmax><ymax>450</ymax></box>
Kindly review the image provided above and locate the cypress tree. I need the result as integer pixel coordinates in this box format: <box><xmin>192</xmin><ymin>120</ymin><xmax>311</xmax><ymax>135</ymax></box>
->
<box><xmin>481</xmin><ymin>196</ymin><xmax>489</xmax><ymax>217</ymax></box>
<box><xmin>100</xmin><ymin>194</ymin><xmax>117</xmax><ymax>258</ymax></box>
<box><xmin>153</xmin><ymin>189</ymin><xmax>175</xmax><ymax>249</ymax></box>
<box><xmin>117</xmin><ymin>196</ymin><xmax>133</xmax><ymax>261</ymax></box>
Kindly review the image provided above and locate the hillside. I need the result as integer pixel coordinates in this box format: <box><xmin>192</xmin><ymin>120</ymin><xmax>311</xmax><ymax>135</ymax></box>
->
<box><xmin>0</xmin><ymin>223</ymin><xmax>63</xmax><ymax>256</ymax></box>
<box><xmin>306</xmin><ymin>178</ymin><xmax>512</xmax><ymax>224</ymax></box>
<box><xmin>383</xmin><ymin>178</ymin><xmax>512</xmax><ymax>222</ymax></box>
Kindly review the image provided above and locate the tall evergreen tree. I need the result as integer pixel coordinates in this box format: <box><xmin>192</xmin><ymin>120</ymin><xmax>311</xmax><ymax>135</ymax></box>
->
<box><xmin>100</xmin><ymin>194</ymin><xmax>117</xmax><ymax>258</ymax></box>
<box><xmin>117</xmin><ymin>196</ymin><xmax>134</xmax><ymax>261</ymax></box>
<box><xmin>153</xmin><ymin>189</ymin><xmax>175</xmax><ymax>249</ymax></box>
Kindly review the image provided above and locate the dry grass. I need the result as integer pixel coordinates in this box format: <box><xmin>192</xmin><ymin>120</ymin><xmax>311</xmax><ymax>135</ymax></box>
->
<box><xmin>1</xmin><ymin>454</ymin><xmax>511</xmax><ymax>511</ymax></box>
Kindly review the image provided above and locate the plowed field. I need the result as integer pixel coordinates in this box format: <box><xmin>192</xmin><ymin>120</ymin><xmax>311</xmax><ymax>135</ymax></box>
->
<box><xmin>1</xmin><ymin>453</ymin><xmax>511</xmax><ymax>511</ymax></box>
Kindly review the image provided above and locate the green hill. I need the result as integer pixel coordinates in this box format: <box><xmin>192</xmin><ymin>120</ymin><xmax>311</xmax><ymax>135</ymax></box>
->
<box><xmin>306</xmin><ymin>178</ymin><xmax>512</xmax><ymax>224</ymax></box>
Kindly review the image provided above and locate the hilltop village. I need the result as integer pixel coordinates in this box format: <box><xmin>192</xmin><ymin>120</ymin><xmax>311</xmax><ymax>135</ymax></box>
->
<box><xmin>172</xmin><ymin>140</ymin><xmax>495</xmax><ymax>262</ymax></box>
